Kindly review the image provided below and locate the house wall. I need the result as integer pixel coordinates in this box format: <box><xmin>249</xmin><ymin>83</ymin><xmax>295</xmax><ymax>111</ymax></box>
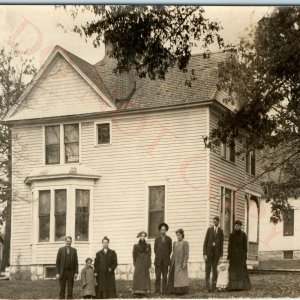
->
<box><xmin>10</xmin><ymin>106</ymin><xmax>210</xmax><ymax>279</ymax></box>
<box><xmin>209</xmin><ymin>106</ymin><xmax>262</xmax><ymax>264</ymax></box>
<box><xmin>259</xmin><ymin>198</ymin><xmax>300</xmax><ymax>260</ymax></box>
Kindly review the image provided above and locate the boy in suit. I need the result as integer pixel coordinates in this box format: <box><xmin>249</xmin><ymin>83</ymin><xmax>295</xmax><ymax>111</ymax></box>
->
<box><xmin>154</xmin><ymin>222</ymin><xmax>172</xmax><ymax>294</ymax></box>
<box><xmin>203</xmin><ymin>216</ymin><xmax>224</xmax><ymax>292</ymax></box>
<box><xmin>56</xmin><ymin>236</ymin><xmax>79</xmax><ymax>299</ymax></box>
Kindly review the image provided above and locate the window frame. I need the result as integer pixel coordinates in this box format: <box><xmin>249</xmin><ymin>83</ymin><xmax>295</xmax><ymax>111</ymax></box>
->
<box><xmin>283</xmin><ymin>250</ymin><xmax>294</xmax><ymax>260</ymax></box>
<box><xmin>54</xmin><ymin>189</ymin><xmax>67</xmax><ymax>242</ymax></box>
<box><xmin>146</xmin><ymin>183</ymin><xmax>167</xmax><ymax>240</ymax></box>
<box><xmin>220</xmin><ymin>185</ymin><xmax>236</xmax><ymax>239</ymax></box>
<box><xmin>43</xmin><ymin>123</ymin><xmax>81</xmax><ymax>166</ymax></box>
<box><xmin>45</xmin><ymin>125</ymin><xmax>60</xmax><ymax>165</ymax></box>
<box><xmin>75</xmin><ymin>189</ymin><xmax>90</xmax><ymax>242</ymax></box>
<box><xmin>38</xmin><ymin>190</ymin><xmax>51</xmax><ymax>242</ymax></box>
<box><xmin>283</xmin><ymin>209</ymin><xmax>294</xmax><ymax>236</ymax></box>
<box><xmin>33</xmin><ymin>183</ymin><xmax>92</xmax><ymax>245</ymax></box>
<box><xmin>64</xmin><ymin>123</ymin><xmax>80</xmax><ymax>164</ymax></box>
<box><xmin>94</xmin><ymin>120</ymin><xmax>112</xmax><ymax>146</ymax></box>
<box><xmin>221</xmin><ymin>143</ymin><xmax>236</xmax><ymax>163</ymax></box>
<box><xmin>246</xmin><ymin>150</ymin><xmax>256</xmax><ymax>176</ymax></box>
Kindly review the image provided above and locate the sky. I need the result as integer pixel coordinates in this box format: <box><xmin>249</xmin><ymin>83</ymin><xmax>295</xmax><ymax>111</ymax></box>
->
<box><xmin>0</xmin><ymin>5</ymin><xmax>272</xmax><ymax>69</ymax></box>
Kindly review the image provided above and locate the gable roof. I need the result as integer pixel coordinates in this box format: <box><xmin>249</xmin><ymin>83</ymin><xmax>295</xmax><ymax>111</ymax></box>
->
<box><xmin>3</xmin><ymin>47</ymin><xmax>230</xmax><ymax>123</ymax></box>
<box><xmin>4</xmin><ymin>45</ymin><xmax>116</xmax><ymax>122</ymax></box>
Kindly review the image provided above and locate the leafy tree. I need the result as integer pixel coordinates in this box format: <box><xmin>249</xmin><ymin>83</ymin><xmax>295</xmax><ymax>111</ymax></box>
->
<box><xmin>59</xmin><ymin>5</ymin><xmax>224</xmax><ymax>81</ymax></box>
<box><xmin>0</xmin><ymin>47</ymin><xmax>36</xmax><ymax>271</ymax></box>
<box><xmin>205</xmin><ymin>7</ymin><xmax>300</xmax><ymax>223</ymax></box>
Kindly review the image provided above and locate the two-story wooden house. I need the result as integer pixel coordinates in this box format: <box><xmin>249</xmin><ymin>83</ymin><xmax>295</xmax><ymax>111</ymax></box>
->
<box><xmin>2</xmin><ymin>44</ymin><xmax>261</xmax><ymax>280</ymax></box>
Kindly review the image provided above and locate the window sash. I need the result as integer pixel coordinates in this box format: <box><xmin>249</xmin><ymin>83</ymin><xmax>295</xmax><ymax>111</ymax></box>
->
<box><xmin>55</xmin><ymin>189</ymin><xmax>67</xmax><ymax>241</ymax></box>
<box><xmin>221</xmin><ymin>187</ymin><xmax>234</xmax><ymax>238</ymax></box>
<box><xmin>283</xmin><ymin>209</ymin><xmax>294</xmax><ymax>236</ymax></box>
<box><xmin>97</xmin><ymin>123</ymin><xmax>110</xmax><ymax>144</ymax></box>
<box><xmin>45</xmin><ymin>126</ymin><xmax>60</xmax><ymax>165</ymax></box>
<box><xmin>221</xmin><ymin>143</ymin><xmax>235</xmax><ymax>163</ymax></box>
<box><xmin>148</xmin><ymin>186</ymin><xmax>165</xmax><ymax>238</ymax></box>
<box><xmin>39</xmin><ymin>190</ymin><xmax>51</xmax><ymax>242</ymax></box>
<box><xmin>64</xmin><ymin>124</ymin><xmax>79</xmax><ymax>163</ymax></box>
<box><xmin>75</xmin><ymin>189</ymin><xmax>90</xmax><ymax>241</ymax></box>
<box><xmin>246</xmin><ymin>151</ymin><xmax>256</xmax><ymax>176</ymax></box>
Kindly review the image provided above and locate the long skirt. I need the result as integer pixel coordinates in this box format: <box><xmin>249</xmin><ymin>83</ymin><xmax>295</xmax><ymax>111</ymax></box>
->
<box><xmin>228</xmin><ymin>259</ymin><xmax>251</xmax><ymax>290</ymax></box>
<box><xmin>167</xmin><ymin>266</ymin><xmax>189</xmax><ymax>295</ymax></box>
<box><xmin>132</xmin><ymin>254</ymin><xmax>151</xmax><ymax>294</ymax></box>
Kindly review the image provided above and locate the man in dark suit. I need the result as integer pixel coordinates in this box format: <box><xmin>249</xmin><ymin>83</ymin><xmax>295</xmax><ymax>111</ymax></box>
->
<box><xmin>154</xmin><ymin>222</ymin><xmax>172</xmax><ymax>294</ymax></box>
<box><xmin>94</xmin><ymin>236</ymin><xmax>118</xmax><ymax>299</ymax></box>
<box><xmin>203</xmin><ymin>216</ymin><xmax>224</xmax><ymax>292</ymax></box>
<box><xmin>56</xmin><ymin>236</ymin><xmax>79</xmax><ymax>299</ymax></box>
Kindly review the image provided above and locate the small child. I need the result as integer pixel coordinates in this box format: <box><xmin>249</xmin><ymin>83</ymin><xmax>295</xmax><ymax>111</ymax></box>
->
<box><xmin>81</xmin><ymin>257</ymin><xmax>96</xmax><ymax>299</ymax></box>
<box><xmin>216</xmin><ymin>261</ymin><xmax>229</xmax><ymax>291</ymax></box>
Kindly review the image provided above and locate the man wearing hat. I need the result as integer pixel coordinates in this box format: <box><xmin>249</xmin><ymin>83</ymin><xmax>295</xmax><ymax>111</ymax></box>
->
<box><xmin>154</xmin><ymin>222</ymin><xmax>172</xmax><ymax>294</ymax></box>
<box><xmin>203</xmin><ymin>216</ymin><xmax>224</xmax><ymax>292</ymax></box>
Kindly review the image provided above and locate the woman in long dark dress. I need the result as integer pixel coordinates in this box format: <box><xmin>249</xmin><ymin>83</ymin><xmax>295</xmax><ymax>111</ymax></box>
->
<box><xmin>132</xmin><ymin>231</ymin><xmax>152</xmax><ymax>295</ymax></box>
<box><xmin>227</xmin><ymin>220</ymin><xmax>251</xmax><ymax>291</ymax></box>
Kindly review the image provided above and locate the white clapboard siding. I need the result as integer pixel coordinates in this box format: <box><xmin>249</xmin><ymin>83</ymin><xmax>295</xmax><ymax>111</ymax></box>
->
<box><xmin>11</xmin><ymin>126</ymin><xmax>43</xmax><ymax>265</ymax></box>
<box><xmin>11</xmin><ymin>106</ymin><xmax>210</xmax><ymax>266</ymax></box>
<box><xmin>209</xmin><ymin>107</ymin><xmax>261</xmax><ymax>254</ymax></box>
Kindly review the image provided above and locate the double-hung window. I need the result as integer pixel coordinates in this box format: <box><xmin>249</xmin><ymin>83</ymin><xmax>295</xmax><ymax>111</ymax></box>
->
<box><xmin>45</xmin><ymin>124</ymin><xmax>80</xmax><ymax>165</ymax></box>
<box><xmin>148</xmin><ymin>186</ymin><xmax>165</xmax><ymax>239</ymax></box>
<box><xmin>75</xmin><ymin>189</ymin><xmax>90</xmax><ymax>241</ymax></box>
<box><xmin>283</xmin><ymin>209</ymin><xmax>294</xmax><ymax>236</ymax></box>
<box><xmin>246</xmin><ymin>150</ymin><xmax>256</xmax><ymax>176</ymax></box>
<box><xmin>220</xmin><ymin>186</ymin><xmax>235</xmax><ymax>238</ymax></box>
<box><xmin>38</xmin><ymin>190</ymin><xmax>51</xmax><ymax>242</ymax></box>
<box><xmin>64</xmin><ymin>124</ymin><xmax>79</xmax><ymax>163</ymax></box>
<box><xmin>221</xmin><ymin>143</ymin><xmax>235</xmax><ymax>163</ymax></box>
<box><xmin>55</xmin><ymin>189</ymin><xmax>67</xmax><ymax>241</ymax></box>
<box><xmin>45</xmin><ymin>126</ymin><xmax>60</xmax><ymax>164</ymax></box>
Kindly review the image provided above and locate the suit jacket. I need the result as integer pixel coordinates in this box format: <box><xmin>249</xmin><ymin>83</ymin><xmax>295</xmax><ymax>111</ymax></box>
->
<box><xmin>56</xmin><ymin>246</ymin><xmax>79</xmax><ymax>277</ymax></box>
<box><xmin>203</xmin><ymin>226</ymin><xmax>224</xmax><ymax>258</ymax></box>
<box><xmin>154</xmin><ymin>235</ymin><xmax>172</xmax><ymax>266</ymax></box>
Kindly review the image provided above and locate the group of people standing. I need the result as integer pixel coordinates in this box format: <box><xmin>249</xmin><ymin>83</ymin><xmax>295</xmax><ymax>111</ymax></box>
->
<box><xmin>132</xmin><ymin>223</ymin><xmax>189</xmax><ymax>296</ymax></box>
<box><xmin>55</xmin><ymin>218</ymin><xmax>251</xmax><ymax>299</ymax></box>
<box><xmin>203</xmin><ymin>216</ymin><xmax>251</xmax><ymax>292</ymax></box>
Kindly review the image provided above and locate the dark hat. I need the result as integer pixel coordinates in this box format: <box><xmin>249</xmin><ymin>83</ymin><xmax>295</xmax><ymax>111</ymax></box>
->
<box><xmin>85</xmin><ymin>257</ymin><xmax>93</xmax><ymax>263</ymax></box>
<box><xmin>235</xmin><ymin>220</ymin><xmax>242</xmax><ymax>226</ymax></box>
<box><xmin>158</xmin><ymin>222</ymin><xmax>169</xmax><ymax>231</ymax></box>
<box><xmin>213</xmin><ymin>216</ymin><xmax>220</xmax><ymax>221</ymax></box>
<box><xmin>137</xmin><ymin>231</ymin><xmax>147</xmax><ymax>238</ymax></box>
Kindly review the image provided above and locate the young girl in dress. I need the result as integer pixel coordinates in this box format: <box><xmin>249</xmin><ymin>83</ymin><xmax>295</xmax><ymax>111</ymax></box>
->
<box><xmin>216</xmin><ymin>261</ymin><xmax>229</xmax><ymax>291</ymax></box>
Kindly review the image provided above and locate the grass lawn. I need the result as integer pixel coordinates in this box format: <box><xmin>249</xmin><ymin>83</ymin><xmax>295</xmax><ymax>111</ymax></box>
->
<box><xmin>0</xmin><ymin>273</ymin><xmax>300</xmax><ymax>299</ymax></box>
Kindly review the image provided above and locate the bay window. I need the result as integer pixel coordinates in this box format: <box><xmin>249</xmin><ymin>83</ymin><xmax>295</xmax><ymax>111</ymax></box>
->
<box><xmin>38</xmin><ymin>190</ymin><xmax>51</xmax><ymax>242</ymax></box>
<box><xmin>75</xmin><ymin>189</ymin><xmax>90</xmax><ymax>241</ymax></box>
